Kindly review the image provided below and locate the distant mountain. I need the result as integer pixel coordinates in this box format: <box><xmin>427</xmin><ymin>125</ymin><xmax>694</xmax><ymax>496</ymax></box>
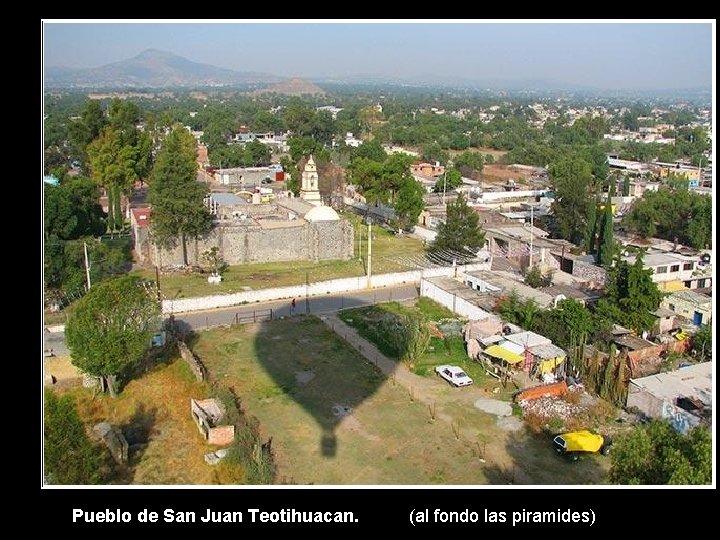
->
<box><xmin>45</xmin><ymin>49</ymin><xmax>280</xmax><ymax>88</ymax></box>
<box><xmin>252</xmin><ymin>77</ymin><xmax>326</xmax><ymax>96</ymax></box>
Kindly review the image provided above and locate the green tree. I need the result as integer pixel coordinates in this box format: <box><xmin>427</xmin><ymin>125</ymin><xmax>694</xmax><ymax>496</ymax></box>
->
<box><xmin>148</xmin><ymin>127</ymin><xmax>213</xmax><ymax>266</ymax></box>
<box><xmin>604</xmin><ymin>253</ymin><xmax>664</xmax><ymax>332</ymax></box>
<box><xmin>351</xmin><ymin>140</ymin><xmax>387</xmax><ymax>163</ymax></box>
<box><xmin>497</xmin><ymin>290</ymin><xmax>523</xmax><ymax>326</ymax></box>
<box><xmin>108</xmin><ymin>98</ymin><xmax>140</xmax><ymax>131</ymax></box>
<box><xmin>283</xmin><ymin>101</ymin><xmax>316</xmax><ymax>136</ymax></box>
<box><xmin>690</xmin><ymin>325</ymin><xmax>711</xmax><ymax>362</ymax></box>
<box><xmin>202</xmin><ymin>246</ymin><xmax>228</xmax><ymax>276</ymax></box>
<box><xmin>280</xmin><ymin>155</ymin><xmax>300</xmax><ymax>195</ymax></box>
<box><xmin>624</xmin><ymin>188</ymin><xmax>712</xmax><ymax>250</ymax></box>
<box><xmin>554</xmin><ymin>298</ymin><xmax>594</xmax><ymax>346</ymax></box>
<box><xmin>244</xmin><ymin>139</ymin><xmax>272</xmax><ymax>166</ymax></box>
<box><xmin>65</xmin><ymin>275</ymin><xmax>161</xmax><ymax>397</ymax></box>
<box><xmin>347</xmin><ymin>157</ymin><xmax>386</xmax><ymax>203</ymax></box>
<box><xmin>379</xmin><ymin>311</ymin><xmax>430</xmax><ymax>365</ymax></box>
<box><xmin>431</xmin><ymin>193</ymin><xmax>485</xmax><ymax>257</ymax></box>
<box><xmin>311</xmin><ymin>110</ymin><xmax>335</xmax><ymax>145</ymax></box>
<box><xmin>525</xmin><ymin>266</ymin><xmax>549</xmax><ymax>289</ymax></box>
<box><xmin>44</xmin><ymin>177</ymin><xmax>105</xmax><ymax>240</ymax></box>
<box><xmin>610</xmin><ymin>421</ymin><xmax>711</xmax><ymax>485</ymax></box>
<box><xmin>381</xmin><ymin>153</ymin><xmax>416</xmax><ymax>203</ymax></box>
<box><xmin>622</xmin><ymin>176</ymin><xmax>631</xmax><ymax>197</ymax></box>
<box><xmin>597</xmin><ymin>188</ymin><xmax>615</xmax><ymax>267</ymax></box>
<box><xmin>453</xmin><ymin>151</ymin><xmax>484</xmax><ymax>178</ymax></box>
<box><xmin>550</xmin><ymin>157</ymin><xmax>593</xmax><ymax>244</ymax></box>
<box><xmin>87</xmin><ymin>126</ymin><xmax>138</xmax><ymax>231</ymax></box>
<box><xmin>392</xmin><ymin>177</ymin><xmax>425</xmax><ymax>232</ymax></box>
<box><xmin>44</xmin><ymin>390</ymin><xmax>105</xmax><ymax>484</ymax></box>
<box><xmin>433</xmin><ymin>168</ymin><xmax>462</xmax><ymax>193</ymax></box>
<box><xmin>288</xmin><ymin>136</ymin><xmax>325</xmax><ymax>163</ymax></box>
<box><xmin>422</xmin><ymin>141</ymin><xmax>449</xmax><ymax>165</ymax></box>
<box><xmin>517</xmin><ymin>298</ymin><xmax>540</xmax><ymax>329</ymax></box>
<box><xmin>253</xmin><ymin>110</ymin><xmax>284</xmax><ymax>133</ymax></box>
<box><xmin>68</xmin><ymin>100</ymin><xmax>107</xmax><ymax>165</ymax></box>
<box><xmin>583</xmin><ymin>197</ymin><xmax>599</xmax><ymax>255</ymax></box>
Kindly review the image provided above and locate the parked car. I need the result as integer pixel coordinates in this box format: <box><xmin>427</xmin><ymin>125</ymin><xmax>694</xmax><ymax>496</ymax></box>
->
<box><xmin>553</xmin><ymin>430</ymin><xmax>612</xmax><ymax>461</ymax></box>
<box><xmin>435</xmin><ymin>365</ymin><xmax>473</xmax><ymax>387</ymax></box>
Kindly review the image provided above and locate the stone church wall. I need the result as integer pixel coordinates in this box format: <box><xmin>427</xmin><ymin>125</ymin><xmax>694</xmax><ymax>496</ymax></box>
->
<box><xmin>141</xmin><ymin>220</ymin><xmax>353</xmax><ymax>267</ymax></box>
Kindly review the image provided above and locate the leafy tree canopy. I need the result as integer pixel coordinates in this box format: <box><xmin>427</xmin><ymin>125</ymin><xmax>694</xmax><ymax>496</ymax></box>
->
<box><xmin>65</xmin><ymin>275</ymin><xmax>161</xmax><ymax>395</ymax></box>
<box><xmin>610</xmin><ymin>421</ymin><xmax>711</xmax><ymax>485</ymax></box>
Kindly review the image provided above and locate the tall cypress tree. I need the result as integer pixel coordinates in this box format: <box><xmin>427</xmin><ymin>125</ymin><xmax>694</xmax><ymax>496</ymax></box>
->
<box><xmin>584</xmin><ymin>197</ymin><xmax>599</xmax><ymax>255</ymax></box>
<box><xmin>597</xmin><ymin>185</ymin><xmax>615</xmax><ymax>266</ymax></box>
<box><xmin>148</xmin><ymin>127</ymin><xmax>213</xmax><ymax>266</ymax></box>
<box><xmin>430</xmin><ymin>192</ymin><xmax>485</xmax><ymax>256</ymax></box>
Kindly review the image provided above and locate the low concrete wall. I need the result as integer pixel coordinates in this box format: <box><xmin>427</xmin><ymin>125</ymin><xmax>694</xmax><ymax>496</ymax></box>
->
<box><xmin>164</xmin><ymin>263</ymin><xmax>491</xmax><ymax>314</ymax></box>
<box><xmin>412</xmin><ymin>226</ymin><xmax>437</xmax><ymax>242</ymax></box>
<box><xmin>420</xmin><ymin>278</ymin><xmax>492</xmax><ymax>320</ymax></box>
<box><xmin>177</xmin><ymin>341</ymin><xmax>206</xmax><ymax>381</ymax></box>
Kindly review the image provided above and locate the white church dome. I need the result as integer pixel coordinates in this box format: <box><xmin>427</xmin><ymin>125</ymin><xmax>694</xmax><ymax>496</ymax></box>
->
<box><xmin>304</xmin><ymin>205</ymin><xmax>340</xmax><ymax>222</ymax></box>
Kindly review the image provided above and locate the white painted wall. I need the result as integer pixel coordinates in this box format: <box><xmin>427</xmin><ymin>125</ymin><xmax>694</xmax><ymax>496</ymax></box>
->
<box><xmin>419</xmin><ymin>279</ymin><xmax>492</xmax><ymax>320</ymax></box>
<box><xmin>164</xmin><ymin>262</ymin><xmax>491</xmax><ymax>314</ymax></box>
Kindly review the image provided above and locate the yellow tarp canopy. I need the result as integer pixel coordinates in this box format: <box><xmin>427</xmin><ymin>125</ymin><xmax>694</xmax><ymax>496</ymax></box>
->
<box><xmin>538</xmin><ymin>357</ymin><xmax>564</xmax><ymax>374</ymax></box>
<box><xmin>484</xmin><ymin>345</ymin><xmax>524</xmax><ymax>364</ymax></box>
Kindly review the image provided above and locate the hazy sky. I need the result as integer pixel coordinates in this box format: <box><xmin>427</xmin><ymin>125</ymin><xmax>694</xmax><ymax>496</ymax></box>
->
<box><xmin>43</xmin><ymin>21</ymin><xmax>713</xmax><ymax>89</ymax></box>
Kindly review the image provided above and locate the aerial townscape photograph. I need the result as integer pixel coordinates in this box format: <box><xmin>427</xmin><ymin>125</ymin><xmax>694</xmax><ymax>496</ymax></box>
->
<box><xmin>43</xmin><ymin>20</ymin><xmax>713</xmax><ymax>490</ymax></box>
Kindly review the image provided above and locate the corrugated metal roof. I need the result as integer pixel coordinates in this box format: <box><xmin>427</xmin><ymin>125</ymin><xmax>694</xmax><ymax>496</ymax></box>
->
<box><xmin>505</xmin><ymin>331</ymin><xmax>551</xmax><ymax>348</ymax></box>
<box><xmin>529</xmin><ymin>342</ymin><xmax>566</xmax><ymax>360</ymax></box>
<box><xmin>629</xmin><ymin>362</ymin><xmax>712</xmax><ymax>404</ymax></box>
<box><xmin>669</xmin><ymin>289</ymin><xmax>711</xmax><ymax>305</ymax></box>
<box><xmin>210</xmin><ymin>192</ymin><xmax>246</xmax><ymax>205</ymax></box>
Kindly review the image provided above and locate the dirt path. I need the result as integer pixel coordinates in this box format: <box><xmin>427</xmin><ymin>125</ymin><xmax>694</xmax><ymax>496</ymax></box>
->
<box><xmin>321</xmin><ymin>315</ymin><xmax>522</xmax><ymax>432</ymax></box>
<box><xmin>322</xmin><ymin>314</ymin><xmax>492</xmax><ymax>410</ymax></box>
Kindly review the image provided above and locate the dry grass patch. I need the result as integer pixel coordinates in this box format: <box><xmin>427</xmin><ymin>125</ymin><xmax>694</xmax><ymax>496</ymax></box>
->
<box><xmin>68</xmin><ymin>359</ymin><xmax>243</xmax><ymax>485</ymax></box>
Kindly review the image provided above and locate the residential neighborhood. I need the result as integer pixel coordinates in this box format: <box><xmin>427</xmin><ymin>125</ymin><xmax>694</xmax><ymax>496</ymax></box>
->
<box><xmin>43</xmin><ymin>22</ymin><xmax>712</xmax><ymax>491</ymax></box>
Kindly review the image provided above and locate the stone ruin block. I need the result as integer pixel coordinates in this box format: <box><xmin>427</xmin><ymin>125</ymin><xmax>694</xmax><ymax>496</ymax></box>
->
<box><xmin>190</xmin><ymin>398</ymin><xmax>234</xmax><ymax>446</ymax></box>
<box><xmin>207</xmin><ymin>425</ymin><xmax>235</xmax><ymax>446</ymax></box>
<box><xmin>92</xmin><ymin>422</ymin><xmax>128</xmax><ymax>464</ymax></box>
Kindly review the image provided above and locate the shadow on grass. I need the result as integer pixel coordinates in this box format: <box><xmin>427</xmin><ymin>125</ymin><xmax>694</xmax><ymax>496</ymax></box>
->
<box><xmin>121</xmin><ymin>403</ymin><xmax>158</xmax><ymax>482</ymax></box>
<box><xmin>252</xmin><ymin>315</ymin><xmax>396</xmax><ymax>458</ymax></box>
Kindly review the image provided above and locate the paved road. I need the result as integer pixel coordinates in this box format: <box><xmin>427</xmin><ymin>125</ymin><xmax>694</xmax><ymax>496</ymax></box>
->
<box><xmin>176</xmin><ymin>284</ymin><xmax>418</xmax><ymax>331</ymax></box>
<box><xmin>44</xmin><ymin>284</ymin><xmax>419</xmax><ymax>351</ymax></box>
<box><xmin>44</xmin><ymin>330</ymin><xmax>69</xmax><ymax>356</ymax></box>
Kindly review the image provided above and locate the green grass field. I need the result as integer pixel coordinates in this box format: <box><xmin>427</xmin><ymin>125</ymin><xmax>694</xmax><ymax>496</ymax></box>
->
<box><xmin>193</xmin><ymin>317</ymin><xmax>498</xmax><ymax>484</ymax></box>
<box><xmin>339</xmin><ymin>299</ymin><xmax>514</xmax><ymax>397</ymax></box>
<box><xmin>192</xmin><ymin>317</ymin><xmax>609</xmax><ymax>484</ymax></box>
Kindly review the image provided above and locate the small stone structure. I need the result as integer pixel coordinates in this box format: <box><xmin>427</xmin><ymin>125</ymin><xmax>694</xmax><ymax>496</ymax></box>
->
<box><xmin>204</xmin><ymin>448</ymin><xmax>230</xmax><ymax>465</ymax></box>
<box><xmin>190</xmin><ymin>398</ymin><xmax>235</xmax><ymax>446</ymax></box>
<box><xmin>178</xmin><ymin>341</ymin><xmax>206</xmax><ymax>382</ymax></box>
<box><xmin>92</xmin><ymin>422</ymin><xmax>128</xmax><ymax>464</ymax></box>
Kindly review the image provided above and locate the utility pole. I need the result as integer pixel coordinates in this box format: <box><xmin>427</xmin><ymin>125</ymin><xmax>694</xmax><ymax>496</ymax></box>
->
<box><xmin>83</xmin><ymin>242</ymin><xmax>91</xmax><ymax>290</ymax></box>
<box><xmin>305</xmin><ymin>271</ymin><xmax>310</xmax><ymax>314</ymax></box>
<box><xmin>366</xmin><ymin>217</ymin><xmax>373</xmax><ymax>288</ymax></box>
<box><xmin>442</xmin><ymin>171</ymin><xmax>447</xmax><ymax>206</ymax></box>
<box><xmin>155</xmin><ymin>265</ymin><xmax>162</xmax><ymax>302</ymax></box>
<box><xmin>529</xmin><ymin>202</ymin><xmax>534</xmax><ymax>269</ymax></box>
